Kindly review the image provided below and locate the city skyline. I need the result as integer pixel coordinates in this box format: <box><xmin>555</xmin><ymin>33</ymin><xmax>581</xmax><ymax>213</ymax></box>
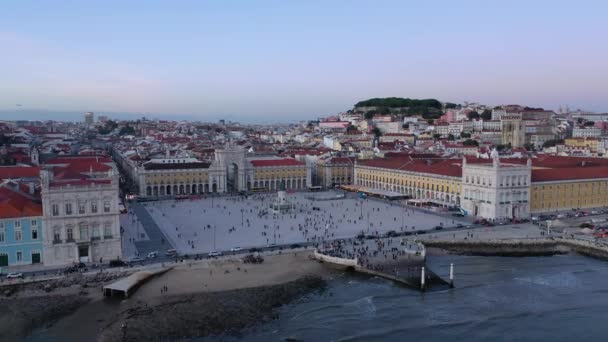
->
<box><xmin>1</xmin><ymin>0</ymin><xmax>608</xmax><ymax>121</ymax></box>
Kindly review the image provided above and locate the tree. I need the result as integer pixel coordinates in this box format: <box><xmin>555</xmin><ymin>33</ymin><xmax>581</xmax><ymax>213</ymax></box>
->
<box><xmin>543</xmin><ymin>139</ymin><xmax>564</xmax><ymax>148</ymax></box>
<box><xmin>433</xmin><ymin>133</ymin><xmax>441</xmax><ymax>139</ymax></box>
<box><xmin>379</xmin><ymin>107</ymin><xmax>391</xmax><ymax>114</ymax></box>
<box><xmin>462</xmin><ymin>139</ymin><xmax>479</xmax><ymax>146</ymax></box>
<box><xmin>460</xmin><ymin>132</ymin><xmax>471</xmax><ymax>138</ymax></box>
<box><xmin>524</xmin><ymin>143</ymin><xmax>535</xmax><ymax>151</ymax></box>
<box><xmin>427</xmin><ymin>119</ymin><xmax>434</xmax><ymax>125</ymax></box>
<box><xmin>372</xmin><ymin>127</ymin><xmax>382</xmax><ymax>137</ymax></box>
<box><xmin>364</xmin><ymin>111</ymin><xmax>375</xmax><ymax>120</ymax></box>
<box><xmin>97</xmin><ymin>120</ymin><xmax>118</xmax><ymax>135</ymax></box>
<box><xmin>444</xmin><ymin>102</ymin><xmax>458</xmax><ymax>109</ymax></box>
<box><xmin>495</xmin><ymin>143</ymin><xmax>511</xmax><ymax>151</ymax></box>
<box><xmin>467</xmin><ymin>111</ymin><xmax>480</xmax><ymax>120</ymax></box>
<box><xmin>480</xmin><ymin>109</ymin><xmax>492</xmax><ymax>120</ymax></box>
<box><xmin>346</xmin><ymin>124</ymin><xmax>358</xmax><ymax>133</ymax></box>
<box><xmin>447</xmin><ymin>134</ymin><xmax>456</xmax><ymax>141</ymax></box>
<box><xmin>402</xmin><ymin>123</ymin><xmax>410</xmax><ymax>129</ymax></box>
<box><xmin>119</xmin><ymin>125</ymin><xmax>135</xmax><ymax>136</ymax></box>
<box><xmin>355</xmin><ymin>97</ymin><xmax>442</xmax><ymax>109</ymax></box>
<box><xmin>584</xmin><ymin>121</ymin><xmax>595</xmax><ymax>127</ymax></box>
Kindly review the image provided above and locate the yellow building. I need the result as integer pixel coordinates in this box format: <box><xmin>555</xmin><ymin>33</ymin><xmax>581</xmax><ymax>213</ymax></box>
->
<box><xmin>564</xmin><ymin>137</ymin><xmax>599</xmax><ymax>153</ymax></box>
<box><xmin>530</xmin><ymin>170</ymin><xmax>608</xmax><ymax>212</ymax></box>
<box><xmin>354</xmin><ymin>158</ymin><xmax>463</xmax><ymax>206</ymax></box>
<box><xmin>138</xmin><ymin>158</ymin><xmax>222</xmax><ymax>196</ymax></box>
<box><xmin>354</xmin><ymin>155</ymin><xmax>608</xmax><ymax>218</ymax></box>
<box><xmin>317</xmin><ymin>156</ymin><xmax>355</xmax><ymax>189</ymax></box>
<box><xmin>249</xmin><ymin>159</ymin><xmax>310</xmax><ymax>190</ymax></box>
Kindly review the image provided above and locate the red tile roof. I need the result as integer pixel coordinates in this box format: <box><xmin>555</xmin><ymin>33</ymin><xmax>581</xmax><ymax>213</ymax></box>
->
<box><xmin>46</xmin><ymin>156</ymin><xmax>112</xmax><ymax>164</ymax></box>
<box><xmin>0</xmin><ymin>166</ymin><xmax>40</xmax><ymax>180</ymax></box>
<box><xmin>49</xmin><ymin>179</ymin><xmax>112</xmax><ymax>188</ymax></box>
<box><xmin>358</xmin><ymin>157</ymin><xmax>463</xmax><ymax>177</ymax></box>
<box><xmin>532</xmin><ymin>167</ymin><xmax>608</xmax><ymax>182</ymax></box>
<box><xmin>250</xmin><ymin>159</ymin><xmax>305</xmax><ymax>167</ymax></box>
<box><xmin>0</xmin><ymin>187</ymin><xmax>42</xmax><ymax>218</ymax></box>
<box><xmin>326</xmin><ymin>157</ymin><xmax>355</xmax><ymax>164</ymax></box>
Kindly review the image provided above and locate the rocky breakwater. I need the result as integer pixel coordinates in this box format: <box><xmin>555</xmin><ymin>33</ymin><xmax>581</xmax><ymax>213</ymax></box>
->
<box><xmin>97</xmin><ymin>275</ymin><xmax>326</xmax><ymax>342</ymax></box>
<box><xmin>422</xmin><ymin>238</ymin><xmax>568</xmax><ymax>257</ymax></box>
<box><xmin>555</xmin><ymin>237</ymin><xmax>608</xmax><ymax>260</ymax></box>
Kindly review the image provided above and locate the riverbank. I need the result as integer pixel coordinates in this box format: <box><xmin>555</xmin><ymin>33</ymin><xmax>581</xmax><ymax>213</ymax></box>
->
<box><xmin>422</xmin><ymin>237</ymin><xmax>608</xmax><ymax>260</ymax></box>
<box><xmin>423</xmin><ymin>239</ymin><xmax>567</xmax><ymax>257</ymax></box>
<box><xmin>7</xmin><ymin>251</ymin><xmax>333</xmax><ymax>341</ymax></box>
<box><xmin>0</xmin><ymin>271</ymin><xmax>128</xmax><ymax>341</ymax></box>
<box><xmin>98</xmin><ymin>275</ymin><xmax>326</xmax><ymax>341</ymax></box>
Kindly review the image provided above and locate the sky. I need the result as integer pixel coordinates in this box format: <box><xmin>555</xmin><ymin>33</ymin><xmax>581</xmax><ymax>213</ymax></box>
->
<box><xmin>1</xmin><ymin>0</ymin><xmax>607</xmax><ymax>122</ymax></box>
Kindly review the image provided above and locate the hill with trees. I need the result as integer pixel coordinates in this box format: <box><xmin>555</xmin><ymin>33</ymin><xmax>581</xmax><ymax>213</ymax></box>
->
<box><xmin>354</xmin><ymin>97</ymin><xmax>443</xmax><ymax>120</ymax></box>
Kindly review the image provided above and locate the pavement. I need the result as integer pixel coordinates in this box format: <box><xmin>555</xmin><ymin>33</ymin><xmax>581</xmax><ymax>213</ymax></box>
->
<box><xmin>131</xmin><ymin>191</ymin><xmax>469</xmax><ymax>257</ymax></box>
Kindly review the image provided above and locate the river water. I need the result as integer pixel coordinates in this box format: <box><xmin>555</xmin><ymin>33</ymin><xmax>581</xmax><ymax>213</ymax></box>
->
<box><xmin>206</xmin><ymin>254</ymin><xmax>608</xmax><ymax>342</ymax></box>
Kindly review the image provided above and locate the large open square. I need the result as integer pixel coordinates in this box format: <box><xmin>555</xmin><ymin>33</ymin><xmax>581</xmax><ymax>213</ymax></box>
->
<box><xmin>121</xmin><ymin>191</ymin><xmax>469</xmax><ymax>257</ymax></box>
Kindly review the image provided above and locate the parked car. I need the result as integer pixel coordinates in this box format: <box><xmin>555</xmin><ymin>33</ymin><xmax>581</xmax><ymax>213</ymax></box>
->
<box><xmin>130</xmin><ymin>256</ymin><xmax>145</xmax><ymax>263</ymax></box>
<box><xmin>165</xmin><ymin>249</ymin><xmax>177</xmax><ymax>257</ymax></box>
<box><xmin>230</xmin><ymin>247</ymin><xmax>243</xmax><ymax>252</ymax></box>
<box><xmin>147</xmin><ymin>251</ymin><xmax>158</xmax><ymax>259</ymax></box>
<box><xmin>290</xmin><ymin>244</ymin><xmax>302</xmax><ymax>249</ymax></box>
<box><xmin>456</xmin><ymin>223</ymin><xmax>463</xmax><ymax>228</ymax></box>
<box><xmin>434</xmin><ymin>225</ymin><xmax>443</xmax><ymax>230</ymax></box>
<box><xmin>109</xmin><ymin>259</ymin><xmax>127</xmax><ymax>267</ymax></box>
<box><xmin>452</xmin><ymin>213</ymin><xmax>465</xmax><ymax>217</ymax></box>
<box><xmin>6</xmin><ymin>272</ymin><xmax>23</xmax><ymax>279</ymax></box>
<box><xmin>385</xmin><ymin>230</ymin><xmax>398</xmax><ymax>237</ymax></box>
<box><xmin>208</xmin><ymin>251</ymin><xmax>222</xmax><ymax>257</ymax></box>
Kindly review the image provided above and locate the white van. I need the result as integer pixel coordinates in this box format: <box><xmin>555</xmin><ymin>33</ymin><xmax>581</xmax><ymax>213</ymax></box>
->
<box><xmin>147</xmin><ymin>251</ymin><xmax>158</xmax><ymax>259</ymax></box>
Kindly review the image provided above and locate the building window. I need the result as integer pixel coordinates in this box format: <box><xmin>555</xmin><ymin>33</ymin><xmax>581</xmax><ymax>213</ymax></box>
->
<box><xmin>52</xmin><ymin>204</ymin><xmax>59</xmax><ymax>216</ymax></box>
<box><xmin>31</xmin><ymin>220</ymin><xmax>37</xmax><ymax>226</ymax></box>
<box><xmin>91</xmin><ymin>201</ymin><xmax>98</xmax><ymax>213</ymax></box>
<box><xmin>67</xmin><ymin>227</ymin><xmax>74</xmax><ymax>241</ymax></box>
<box><xmin>92</xmin><ymin>227</ymin><xmax>100</xmax><ymax>240</ymax></box>
<box><xmin>65</xmin><ymin>203</ymin><xmax>72</xmax><ymax>215</ymax></box>
<box><xmin>16</xmin><ymin>251</ymin><xmax>23</xmax><ymax>262</ymax></box>
<box><xmin>80</xmin><ymin>226</ymin><xmax>89</xmax><ymax>240</ymax></box>
<box><xmin>79</xmin><ymin>201</ymin><xmax>86</xmax><ymax>214</ymax></box>
<box><xmin>0</xmin><ymin>229</ymin><xmax>4</xmax><ymax>242</ymax></box>
<box><xmin>104</xmin><ymin>224</ymin><xmax>113</xmax><ymax>238</ymax></box>
<box><xmin>53</xmin><ymin>228</ymin><xmax>61</xmax><ymax>242</ymax></box>
<box><xmin>104</xmin><ymin>201</ymin><xmax>111</xmax><ymax>213</ymax></box>
<box><xmin>14</xmin><ymin>220</ymin><xmax>21</xmax><ymax>228</ymax></box>
<box><xmin>15</xmin><ymin>229</ymin><xmax>22</xmax><ymax>241</ymax></box>
<box><xmin>31</xmin><ymin>227</ymin><xmax>38</xmax><ymax>240</ymax></box>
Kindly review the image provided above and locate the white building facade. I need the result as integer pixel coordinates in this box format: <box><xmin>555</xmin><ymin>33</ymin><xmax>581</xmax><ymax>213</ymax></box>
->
<box><xmin>40</xmin><ymin>167</ymin><xmax>122</xmax><ymax>266</ymax></box>
<box><xmin>461</xmin><ymin>154</ymin><xmax>531</xmax><ymax>221</ymax></box>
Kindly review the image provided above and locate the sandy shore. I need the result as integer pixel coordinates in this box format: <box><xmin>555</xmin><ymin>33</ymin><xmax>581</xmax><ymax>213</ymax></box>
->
<box><xmin>134</xmin><ymin>250</ymin><xmax>332</xmax><ymax>301</ymax></box>
<box><xmin>2</xmin><ymin>251</ymin><xmax>335</xmax><ymax>341</ymax></box>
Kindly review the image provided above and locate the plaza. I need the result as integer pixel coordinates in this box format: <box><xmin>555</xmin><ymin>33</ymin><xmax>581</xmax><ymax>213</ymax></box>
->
<box><xmin>121</xmin><ymin>191</ymin><xmax>468</xmax><ymax>258</ymax></box>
